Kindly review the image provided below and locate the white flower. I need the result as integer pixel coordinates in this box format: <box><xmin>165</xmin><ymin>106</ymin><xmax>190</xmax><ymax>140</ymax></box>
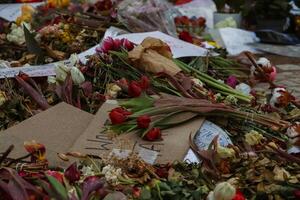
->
<box><xmin>0</xmin><ymin>91</ymin><xmax>7</xmax><ymax>106</ymax></box>
<box><xmin>269</xmin><ymin>87</ymin><xmax>285</xmax><ymax>108</ymax></box>
<box><xmin>235</xmin><ymin>83</ymin><xmax>251</xmax><ymax>95</ymax></box>
<box><xmin>81</xmin><ymin>166</ymin><xmax>95</xmax><ymax>177</ymax></box>
<box><xmin>106</xmin><ymin>83</ymin><xmax>122</xmax><ymax>98</ymax></box>
<box><xmin>257</xmin><ymin>57</ymin><xmax>271</xmax><ymax>68</ymax></box>
<box><xmin>69</xmin><ymin>53</ymin><xmax>79</xmax><ymax>67</ymax></box>
<box><xmin>245</xmin><ymin>130</ymin><xmax>265</xmax><ymax>146</ymax></box>
<box><xmin>47</xmin><ymin>76</ymin><xmax>57</xmax><ymax>84</ymax></box>
<box><xmin>70</xmin><ymin>67</ymin><xmax>85</xmax><ymax>85</ymax></box>
<box><xmin>208</xmin><ymin>182</ymin><xmax>236</xmax><ymax>200</ymax></box>
<box><xmin>6</xmin><ymin>22</ymin><xmax>31</xmax><ymax>45</ymax></box>
<box><xmin>55</xmin><ymin>63</ymin><xmax>69</xmax><ymax>82</ymax></box>
<box><xmin>192</xmin><ymin>78</ymin><xmax>203</xmax><ymax>87</ymax></box>
<box><xmin>101</xmin><ymin>165</ymin><xmax>122</xmax><ymax>185</ymax></box>
<box><xmin>217</xmin><ymin>146</ymin><xmax>235</xmax><ymax>159</ymax></box>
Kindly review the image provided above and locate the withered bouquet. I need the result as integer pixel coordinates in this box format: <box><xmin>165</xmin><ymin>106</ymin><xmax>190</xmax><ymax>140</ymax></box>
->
<box><xmin>0</xmin><ymin>0</ymin><xmax>119</xmax><ymax>66</ymax></box>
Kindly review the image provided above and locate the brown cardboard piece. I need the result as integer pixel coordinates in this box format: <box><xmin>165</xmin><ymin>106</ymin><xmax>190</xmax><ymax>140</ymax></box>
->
<box><xmin>70</xmin><ymin>101</ymin><xmax>205</xmax><ymax>164</ymax></box>
<box><xmin>0</xmin><ymin>102</ymin><xmax>93</xmax><ymax>167</ymax></box>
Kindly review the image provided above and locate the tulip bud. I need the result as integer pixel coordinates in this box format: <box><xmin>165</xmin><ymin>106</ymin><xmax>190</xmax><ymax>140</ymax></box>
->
<box><xmin>145</xmin><ymin>128</ymin><xmax>161</xmax><ymax>141</ymax></box>
<box><xmin>212</xmin><ymin>182</ymin><xmax>236</xmax><ymax>200</ymax></box>
<box><xmin>113</xmin><ymin>39</ymin><xmax>122</xmax><ymax>51</ymax></box>
<box><xmin>139</xmin><ymin>76</ymin><xmax>150</xmax><ymax>90</ymax></box>
<box><xmin>128</xmin><ymin>81</ymin><xmax>142</xmax><ymax>97</ymax></box>
<box><xmin>137</xmin><ymin>115</ymin><xmax>151</xmax><ymax>128</ymax></box>
<box><xmin>70</xmin><ymin>67</ymin><xmax>85</xmax><ymax>85</ymax></box>
<box><xmin>121</xmin><ymin>38</ymin><xmax>134</xmax><ymax>51</ymax></box>
<box><xmin>96</xmin><ymin>37</ymin><xmax>114</xmax><ymax>53</ymax></box>
<box><xmin>109</xmin><ymin>107</ymin><xmax>131</xmax><ymax>125</ymax></box>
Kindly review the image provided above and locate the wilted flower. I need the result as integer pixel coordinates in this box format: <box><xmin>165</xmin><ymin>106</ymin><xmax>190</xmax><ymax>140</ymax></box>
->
<box><xmin>270</xmin><ymin>87</ymin><xmax>295</xmax><ymax>108</ymax></box>
<box><xmin>224</xmin><ymin>95</ymin><xmax>238</xmax><ymax>105</ymax></box>
<box><xmin>137</xmin><ymin>115</ymin><xmax>151</xmax><ymax>128</ymax></box>
<box><xmin>55</xmin><ymin>63</ymin><xmax>69</xmax><ymax>82</ymax></box>
<box><xmin>257</xmin><ymin>57</ymin><xmax>271</xmax><ymax>68</ymax></box>
<box><xmin>106</xmin><ymin>83</ymin><xmax>122</xmax><ymax>98</ymax></box>
<box><xmin>286</xmin><ymin>123</ymin><xmax>300</xmax><ymax>146</ymax></box>
<box><xmin>16</xmin><ymin>5</ymin><xmax>35</xmax><ymax>25</ymax></box>
<box><xmin>47</xmin><ymin>76</ymin><xmax>57</xmax><ymax>84</ymax></box>
<box><xmin>24</xmin><ymin>140</ymin><xmax>46</xmax><ymax>162</ymax></box>
<box><xmin>70</xmin><ymin>67</ymin><xmax>85</xmax><ymax>85</ymax></box>
<box><xmin>69</xmin><ymin>53</ymin><xmax>79</xmax><ymax>66</ymax></box>
<box><xmin>6</xmin><ymin>23</ymin><xmax>30</xmax><ymax>45</ymax></box>
<box><xmin>101</xmin><ymin>164</ymin><xmax>122</xmax><ymax>185</ymax></box>
<box><xmin>217</xmin><ymin>146</ymin><xmax>235</xmax><ymax>159</ymax></box>
<box><xmin>145</xmin><ymin>128</ymin><xmax>161</xmax><ymax>141</ymax></box>
<box><xmin>251</xmin><ymin>57</ymin><xmax>277</xmax><ymax>82</ymax></box>
<box><xmin>207</xmin><ymin>181</ymin><xmax>236</xmax><ymax>200</ymax></box>
<box><xmin>64</xmin><ymin>162</ymin><xmax>81</xmax><ymax>183</ymax></box>
<box><xmin>245</xmin><ymin>130</ymin><xmax>265</xmax><ymax>146</ymax></box>
<box><xmin>47</xmin><ymin>0</ymin><xmax>70</xmax><ymax>8</ymax></box>
<box><xmin>273</xmin><ymin>166</ymin><xmax>291</xmax><ymax>181</ymax></box>
<box><xmin>0</xmin><ymin>90</ymin><xmax>7</xmax><ymax>106</ymax></box>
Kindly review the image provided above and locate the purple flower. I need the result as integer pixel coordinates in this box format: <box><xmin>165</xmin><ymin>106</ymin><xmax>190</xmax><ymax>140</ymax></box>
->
<box><xmin>226</xmin><ymin>75</ymin><xmax>238</xmax><ymax>88</ymax></box>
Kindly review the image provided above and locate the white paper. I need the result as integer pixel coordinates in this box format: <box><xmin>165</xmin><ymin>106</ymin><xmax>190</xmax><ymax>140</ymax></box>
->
<box><xmin>0</xmin><ymin>3</ymin><xmax>44</xmax><ymax>22</ymax></box>
<box><xmin>218</xmin><ymin>27</ymin><xmax>260</xmax><ymax>55</ymax></box>
<box><xmin>184</xmin><ymin>120</ymin><xmax>233</xmax><ymax>163</ymax></box>
<box><xmin>0</xmin><ymin>63</ymin><xmax>56</xmax><ymax>79</ymax></box>
<box><xmin>115</xmin><ymin>31</ymin><xmax>212</xmax><ymax>58</ymax></box>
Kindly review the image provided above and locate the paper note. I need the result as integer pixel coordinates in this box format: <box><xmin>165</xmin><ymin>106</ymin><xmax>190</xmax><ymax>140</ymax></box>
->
<box><xmin>0</xmin><ymin>3</ymin><xmax>43</xmax><ymax>22</ymax></box>
<box><xmin>184</xmin><ymin>120</ymin><xmax>233</xmax><ymax>163</ymax></box>
<box><xmin>217</xmin><ymin>27</ymin><xmax>260</xmax><ymax>55</ymax></box>
<box><xmin>115</xmin><ymin>31</ymin><xmax>212</xmax><ymax>58</ymax></box>
<box><xmin>0</xmin><ymin>63</ymin><xmax>56</xmax><ymax>79</ymax></box>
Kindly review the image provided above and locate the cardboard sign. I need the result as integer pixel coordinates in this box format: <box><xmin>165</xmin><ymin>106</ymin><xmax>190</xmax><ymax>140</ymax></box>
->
<box><xmin>0</xmin><ymin>103</ymin><xmax>93</xmax><ymax>167</ymax></box>
<box><xmin>70</xmin><ymin>101</ymin><xmax>205</xmax><ymax>164</ymax></box>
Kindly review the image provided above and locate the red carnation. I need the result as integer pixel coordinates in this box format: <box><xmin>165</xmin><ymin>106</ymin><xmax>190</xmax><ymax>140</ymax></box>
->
<box><xmin>128</xmin><ymin>81</ymin><xmax>142</xmax><ymax>97</ymax></box>
<box><xmin>64</xmin><ymin>162</ymin><xmax>81</xmax><ymax>183</ymax></box>
<box><xmin>144</xmin><ymin>128</ymin><xmax>162</xmax><ymax>141</ymax></box>
<box><xmin>178</xmin><ymin>31</ymin><xmax>193</xmax><ymax>43</ymax></box>
<box><xmin>137</xmin><ymin>115</ymin><xmax>151</xmax><ymax>128</ymax></box>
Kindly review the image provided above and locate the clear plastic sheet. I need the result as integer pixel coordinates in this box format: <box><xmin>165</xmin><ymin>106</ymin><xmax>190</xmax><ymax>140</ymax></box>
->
<box><xmin>117</xmin><ymin>0</ymin><xmax>179</xmax><ymax>37</ymax></box>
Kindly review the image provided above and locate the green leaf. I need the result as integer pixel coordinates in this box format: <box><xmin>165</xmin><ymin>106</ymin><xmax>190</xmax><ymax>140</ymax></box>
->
<box><xmin>23</xmin><ymin>25</ymin><xmax>44</xmax><ymax>63</ymax></box>
<box><xmin>120</xmin><ymin>93</ymin><xmax>154</xmax><ymax>112</ymax></box>
<box><xmin>140</xmin><ymin>187</ymin><xmax>152</xmax><ymax>200</ymax></box>
<box><xmin>46</xmin><ymin>175</ymin><xmax>68</xmax><ymax>200</ymax></box>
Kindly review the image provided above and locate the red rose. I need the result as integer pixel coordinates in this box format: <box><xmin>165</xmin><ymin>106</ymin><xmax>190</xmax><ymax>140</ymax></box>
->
<box><xmin>137</xmin><ymin>115</ymin><xmax>151</xmax><ymax>128</ymax></box>
<box><xmin>128</xmin><ymin>81</ymin><xmax>142</xmax><ymax>97</ymax></box>
<box><xmin>178</xmin><ymin>31</ymin><xmax>193</xmax><ymax>43</ymax></box>
<box><xmin>145</xmin><ymin>128</ymin><xmax>161</xmax><ymax>141</ymax></box>
<box><xmin>121</xmin><ymin>38</ymin><xmax>134</xmax><ymax>51</ymax></box>
<box><xmin>232</xmin><ymin>191</ymin><xmax>246</xmax><ymax>200</ymax></box>
<box><xmin>64</xmin><ymin>162</ymin><xmax>81</xmax><ymax>183</ymax></box>
<box><xmin>109</xmin><ymin>107</ymin><xmax>131</xmax><ymax>124</ymax></box>
<box><xmin>139</xmin><ymin>76</ymin><xmax>150</xmax><ymax>90</ymax></box>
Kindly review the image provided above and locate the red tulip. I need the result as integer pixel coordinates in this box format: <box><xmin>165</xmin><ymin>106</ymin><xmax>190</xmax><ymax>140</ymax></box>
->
<box><xmin>64</xmin><ymin>162</ymin><xmax>81</xmax><ymax>183</ymax></box>
<box><xmin>139</xmin><ymin>76</ymin><xmax>150</xmax><ymax>90</ymax></box>
<box><xmin>145</xmin><ymin>128</ymin><xmax>162</xmax><ymax>141</ymax></box>
<box><xmin>178</xmin><ymin>31</ymin><xmax>193</xmax><ymax>43</ymax></box>
<box><xmin>121</xmin><ymin>38</ymin><xmax>134</xmax><ymax>51</ymax></box>
<box><xmin>46</xmin><ymin>170</ymin><xmax>64</xmax><ymax>183</ymax></box>
<box><xmin>232</xmin><ymin>191</ymin><xmax>246</xmax><ymax>200</ymax></box>
<box><xmin>96</xmin><ymin>37</ymin><xmax>114</xmax><ymax>53</ymax></box>
<box><xmin>128</xmin><ymin>81</ymin><xmax>142</xmax><ymax>97</ymax></box>
<box><xmin>113</xmin><ymin>39</ymin><xmax>122</xmax><ymax>51</ymax></box>
<box><xmin>137</xmin><ymin>115</ymin><xmax>151</xmax><ymax>128</ymax></box>
<box><xmin>109</xmin><ymin>107</ymin><xmax>131</xmax><ymax>124</ymax></box>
